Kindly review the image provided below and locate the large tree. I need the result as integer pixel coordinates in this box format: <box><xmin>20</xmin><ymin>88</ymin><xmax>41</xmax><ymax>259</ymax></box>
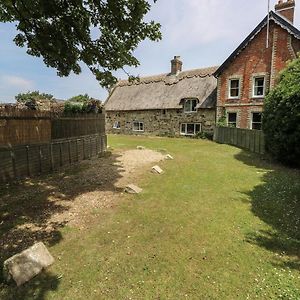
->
<box><xmin>263</xmin><ymin>57</ymin><xmax>300</xmax><ymax>167</ymax></box>
<box><xmin>0</xmin><ymin>0</ymin><xmax>161</xmax><ymax>88</ymax></box>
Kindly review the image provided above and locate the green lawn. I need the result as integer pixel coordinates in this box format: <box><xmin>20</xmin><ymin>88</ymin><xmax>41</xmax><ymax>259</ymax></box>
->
<box><xmin>1</xmin><ymin>135</ymin><xmax>299</xmax><ymax>299</ymax></box>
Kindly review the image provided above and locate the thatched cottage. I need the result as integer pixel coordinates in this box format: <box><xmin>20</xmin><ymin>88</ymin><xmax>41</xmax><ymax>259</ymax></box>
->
<box><xmin>104</xmin><ymin>57</ymin><xmax>218</xmax><ymax>137</ymax></box>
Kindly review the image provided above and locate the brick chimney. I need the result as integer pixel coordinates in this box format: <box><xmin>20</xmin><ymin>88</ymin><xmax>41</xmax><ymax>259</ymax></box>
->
<box><xmin>275</xmin><ymin>0</ymin><xmax>295</xmax><ymax>24</ymax></box>
<box><xmin>171</xmin><ymin>56</ymin><xmax>182</xmax><ymax>75</ymax></box>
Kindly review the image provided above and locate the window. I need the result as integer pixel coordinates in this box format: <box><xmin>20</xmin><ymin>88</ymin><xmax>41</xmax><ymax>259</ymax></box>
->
<box><xmin>113</xmin><ymin>121</ymin><xmax>121</xmax><ymax>129</ymax></box>
<box><xmin>183</xmin><ymin>99</ymin><xmax>197</xmax><ymax>113</ymax></box>
<box><xmin>251</xmin><ymin>112</ymin><xmax>262</xmax><ymax>130</ymax></box>
<box><xmin>180</xmin><ymin>123</ymin><xmax>201</xmax><ymax>135</ymax></box>
<box><xmin>229</xmin><ymin>79</ymin><xmax>240</xmax><ymax>99</ymax></box>
<box><xmin>133</xmin><ymin>121</ymin><xmax>144</xmax><ymax>132</ymax></box>
<box><xmin>253</xmin><ymin>77</ymin><xmax>265</xmax><ymax>97</ymax></box>
<box><xmin>227</xmin><ymin>112</ymin><xmax>237</xmax><ymax>127</ymax></box>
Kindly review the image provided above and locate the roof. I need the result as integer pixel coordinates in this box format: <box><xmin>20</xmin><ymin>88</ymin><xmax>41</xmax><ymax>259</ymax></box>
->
<box><xmin>104</xmin><ymin>66</ymin><xmax>218</xmax><ymax>111</ymax></box>
<box><xmin>214</xmin><ymin>11</ymin><xmax>300</xmax><ymax>77</ymax></box>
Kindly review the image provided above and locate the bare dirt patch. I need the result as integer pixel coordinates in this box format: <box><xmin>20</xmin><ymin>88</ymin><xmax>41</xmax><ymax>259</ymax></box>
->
<box><xmin>0</xmin><ymin>149</ymin><xmax>164</xmax><ymax>264</ymax></box>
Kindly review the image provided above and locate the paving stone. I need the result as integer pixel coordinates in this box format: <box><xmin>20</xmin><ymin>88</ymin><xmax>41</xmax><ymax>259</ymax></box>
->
<box><xmin>151</xmin><ymin>165</ymin><xmax>164</xmax><ymax>174</ymax></box>
<box><xmin>125</xmin><ymin>184</ymin><xmax>143</xmax><ymax>194</ymax></box>
<box><xmin>3</xmin><ymin>242</ymin><xmax>55</xmax><ymax>286</ymax></box>
<box><xmin>136</xmin><ymin>146</ymin><xmax>146</xmax><ymax>150</ymax></box>
<box><xmin>165</xmin><ymin>154</ymin><xmax>174</xmax><ymax>160</ymax></box>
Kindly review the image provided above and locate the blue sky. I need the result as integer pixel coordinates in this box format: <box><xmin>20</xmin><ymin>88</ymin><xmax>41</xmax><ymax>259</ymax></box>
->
<box><xmin>0</xmin><ymin>0</ymin><xmax>299</xmax><ymax>103</ymax></box>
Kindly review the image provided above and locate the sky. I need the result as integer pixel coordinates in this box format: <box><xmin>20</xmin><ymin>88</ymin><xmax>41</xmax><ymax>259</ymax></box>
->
<box><xmin>1</xmin><ymin>0</ymin><xmax>300</xmax><ymax>103</ymax></box>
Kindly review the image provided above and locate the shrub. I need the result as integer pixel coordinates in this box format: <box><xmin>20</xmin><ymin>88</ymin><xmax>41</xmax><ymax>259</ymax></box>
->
<box><xmin>263</xmin><ymin>57</ymin><xmax>300</xmax><ymax>167</ymax></box>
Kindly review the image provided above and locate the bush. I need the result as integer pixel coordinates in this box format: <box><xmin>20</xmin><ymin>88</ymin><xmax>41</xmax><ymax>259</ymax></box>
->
<box><xmin>263</xmin><ymin>57</ymin><xmax>300</xmax><ymax>167</ymax></box>
<box><xmin>64</xmin><ymin>94</ymin><xmax>102</xmax><ymax>114</ymax></box>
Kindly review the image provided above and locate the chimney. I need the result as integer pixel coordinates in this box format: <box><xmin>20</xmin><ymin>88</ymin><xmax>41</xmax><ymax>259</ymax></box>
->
<box><xmin>171</xmin><ymin>56</ymin><xmax>182</xmax><ymax>75</ymax></box>
<box><xmin>275</xmin><ymin>0</ymin><xmax>295</xmax><ymax>24</ymax></box>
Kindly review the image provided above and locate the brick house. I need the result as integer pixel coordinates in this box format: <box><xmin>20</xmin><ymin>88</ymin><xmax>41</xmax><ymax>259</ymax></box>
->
<box><xmin>104</xmin><ymin>57</ymin><xmax>218</xmax><ymax>137</ymax></box>
<box><xmin>214</xmin><ymin>0</ymin><xmax>300</xmax><ymax>130</ymax></box>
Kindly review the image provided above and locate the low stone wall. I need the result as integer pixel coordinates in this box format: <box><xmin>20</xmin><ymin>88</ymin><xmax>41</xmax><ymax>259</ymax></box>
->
<box><xmin>0</xmin><ymin>133</ymin><xmax>107</xmax><ymax>183</ymax></box>
<box><xmin>106</xmin><ymin>109</ymin><xmax>215</xmax><ymax>136</ymax></box>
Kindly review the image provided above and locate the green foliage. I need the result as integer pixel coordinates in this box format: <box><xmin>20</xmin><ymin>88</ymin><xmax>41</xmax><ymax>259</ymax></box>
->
<box><xmin>195</xmin><ymin>131</ymin><xmax>214</xmax><ymax>140</ymax></box>
<box><xmin>263</xmin><ymin>57</ymin><xmax>300</xmax><ymax>167</ymax></box>
<box><xmin>15</xmin><ymin>91</ymin><xmax>53</xmax><ymax>103</ymax></box>
<box><xmin>0</xmin><ymin>1</ymin><xmax>161</xmax><ymax>88</ymax></box>
<box><xmin>64</xmin><ymin>94</ymin><xmax>102</xmax><ymax>114</ymax></box>
<box><xmin>217</xmin><ymin>113</ymin><xmax>227</xmax><ymax>127</ymax></box>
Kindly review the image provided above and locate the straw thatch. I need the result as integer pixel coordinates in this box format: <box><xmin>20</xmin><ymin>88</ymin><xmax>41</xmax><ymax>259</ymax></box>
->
<box><xmin>105</xmin><ymin>66</ymin><xmax>218</xmax><ymax>111</ymax></box>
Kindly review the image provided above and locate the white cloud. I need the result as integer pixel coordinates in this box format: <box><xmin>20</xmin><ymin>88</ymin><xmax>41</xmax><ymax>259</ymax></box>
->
<box><xmin>1</xmin><ymin>75</ymin><xmax>34</xmax><ymax>90</ymax></box>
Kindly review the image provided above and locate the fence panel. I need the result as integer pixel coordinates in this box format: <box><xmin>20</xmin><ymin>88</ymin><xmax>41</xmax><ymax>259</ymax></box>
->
<box><xmin>214</xmin><ymin>126</ymin><xmax>265</xmax><ymax>154</ymax></box>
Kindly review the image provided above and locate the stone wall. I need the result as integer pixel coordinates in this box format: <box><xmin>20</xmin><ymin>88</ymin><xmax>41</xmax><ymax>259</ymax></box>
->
<box><xmin>106</xmin><ymin>109</ymin><xmax>215</xmax><ymax>136</ymax></box>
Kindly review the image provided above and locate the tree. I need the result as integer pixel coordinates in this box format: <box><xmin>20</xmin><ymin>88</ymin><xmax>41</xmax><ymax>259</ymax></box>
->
<box><xmin>263</xmin><ymin>57</ymin><xmax>300</xmax><ymax>167</ymax></box>
<box><xmin>15</xmin><ymin>91</ymin><xmax>53</xmax><ymax>102</ymax></box>
<box><xmin>64</xmin><ymin>94</ymin><xmax>102</xmax><ymax>113</ymax></box>
<box><xmin>0</xmin><ymin>1</ymin><xmax>161</xmax><ymax>89</ymax></box>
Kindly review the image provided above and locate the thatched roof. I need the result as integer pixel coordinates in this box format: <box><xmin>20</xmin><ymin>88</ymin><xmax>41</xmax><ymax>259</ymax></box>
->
<box><xmin>105</xmin><ymin>66</ymin><xmax>218</xmax><ymax>111</ymax></box>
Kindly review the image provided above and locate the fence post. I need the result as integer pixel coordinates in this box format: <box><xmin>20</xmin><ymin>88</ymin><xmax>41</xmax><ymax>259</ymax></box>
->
<box><xmin>10</xmin><ymin>149</ymin><xmax>16</xmax><ymax>179</ymax></box>
<box><xmin>26</xmin><ymin>145</ymin><xmax>30</xmax><ymax>176</ymax></box>
<box><xmin>68</xmin><ymin>141</ymin><xmax>71</xmax><ymax>164</ymax></box>
<box><xmin>50</xmin><ymin>143</ymin><xmax>54</xmax><ymax>171</ymax></box>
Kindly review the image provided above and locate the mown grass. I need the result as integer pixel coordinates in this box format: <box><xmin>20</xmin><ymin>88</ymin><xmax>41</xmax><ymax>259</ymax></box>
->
<box><xmin>1</xmin><ymin>135</ymin><xmax>299</xmax><ymax>299</ymax></box>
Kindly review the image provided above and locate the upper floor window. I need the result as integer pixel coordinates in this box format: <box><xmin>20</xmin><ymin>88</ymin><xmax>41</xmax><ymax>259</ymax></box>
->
<box><xmin>133</xmin><ymin>121</ymin><xmax>144</xmax><ymax>132</ymax></box>
<box><xmin>253</xmin><ymin>77</ymin><xmax>265</xmax><ymax>97</ymax></box>
<box><xmin>183</xmin><ymin>99</ymin><xmax>197</xmax><ymax>113</ymax></box>
<box><xmin>229</xmin><ymin>79</ymin><xmax>240</xmax><ymax>99</ymax></box>
<box><xmin>227</xmin><ymin>112</ymin><xmax>237</xmax><ymax>127</ymax></box>
<box><xmin>251</xmin><ymin>112</ymin><xmax>262</xmax><ymax>130</ymax></box>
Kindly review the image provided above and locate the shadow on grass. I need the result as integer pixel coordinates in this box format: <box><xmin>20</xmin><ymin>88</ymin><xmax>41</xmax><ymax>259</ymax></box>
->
<box><xmin>0</xmin><ymin>153</ymin><xmax>124</xmax><ymax>298</ymax></box>
<box><xmin>235</xmin><ymin>150</ymin><xmax>300</xmax><ymax>271</ymax></box>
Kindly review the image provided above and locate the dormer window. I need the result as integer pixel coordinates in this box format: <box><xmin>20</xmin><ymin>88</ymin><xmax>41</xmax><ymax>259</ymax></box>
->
<box><xmin>183</xmin><ymin>99</ymin><xmax>197</xmax><ymax>113</ymax></box>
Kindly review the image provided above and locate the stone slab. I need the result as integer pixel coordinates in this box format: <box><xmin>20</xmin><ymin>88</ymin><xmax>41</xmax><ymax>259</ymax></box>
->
<box><xmin>125</xmin><ymin>184</ymin><xmax>143</xmax><ymax>194</ymax></box>
<box><xmin>3</xmin><ymin>242</ymin><xmax>55</xmax><ymax>286</ymax></box>
<box><xmin>165</xmin><ymin>154</ymin><xmax>174</xmax><ymax>160</ymax></box>
<box><xmin>151</xmin><ymin>165</ymin><xmax>164</xmax><ymax>174</ymax></box>
<box><xmin>136</xmin><ymin>146</ymin><xmax>146</xmax><ymax>150</ymax></box>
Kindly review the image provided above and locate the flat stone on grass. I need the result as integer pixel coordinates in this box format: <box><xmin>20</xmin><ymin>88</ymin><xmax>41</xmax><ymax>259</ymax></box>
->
<box><xmin>136</xmin><ymin>146</ymin><xmax>146</xmax><ymax>150</ymax></box>
<box><xmin>125</xmin><ymin>184</ymin><xmax>143</xmax><ymax>194</ymax></box>
<box><xmin>151</xmin><ymin>165</ymin><xmax>164</xmax><ymax>174</ymax></box>
<box><xmin>165</xmin><ymin>154</ymin><xmax>174</xmax><ymax>160</ymax></box>
<box><xmin>3</xmin><ymin>242</ymin><xmax>55</xmax><ymax>286</ymax></box>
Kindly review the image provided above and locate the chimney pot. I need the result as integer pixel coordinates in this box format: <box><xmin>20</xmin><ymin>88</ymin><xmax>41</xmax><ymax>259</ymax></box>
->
<box><xmin>171</xmin><ymin>56</ymin><xmax>183</xmax><ymax>75</ymax></box>
<box><xmin>275</xmin><ymin>0</ymin><xmax>295</xmax><ymax>24</ymax></box>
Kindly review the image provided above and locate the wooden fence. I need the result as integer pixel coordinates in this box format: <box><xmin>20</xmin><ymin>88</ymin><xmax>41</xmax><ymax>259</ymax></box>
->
<box><xmin>0</xmin><ymin>107</ymin><xmax>107</xmax><ymax>183</ymax></box>
<box><xmin>214</xmin><ymin>126</ymin><xmax>265</xmax><ymax>154</ymax></box>
<box><xmin>0</xmin><ymin>133</ymin><xmax>107</xmax><ymax>183</ymax></box>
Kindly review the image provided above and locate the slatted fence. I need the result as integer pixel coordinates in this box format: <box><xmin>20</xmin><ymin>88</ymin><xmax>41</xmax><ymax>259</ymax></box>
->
<box><xmin>214</xmin><ymin>126</ymin><xmax>265</xmax><ymax>154</ymax></box>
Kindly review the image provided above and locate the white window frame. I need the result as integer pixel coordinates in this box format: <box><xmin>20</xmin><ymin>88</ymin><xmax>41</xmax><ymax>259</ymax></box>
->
<box><xmin>250</xmin><ymin>112</ymin><xmax>262</xmax><ymax>130</ymax></box>
<box><xmin>183</xmin><ymin>99</ymin><xmax>198</xmax><ymax>113</ymax></box>
<box><xmin>133</xmin><ymin>121</ymin><xmax>144</xmax><ymax>132</ymax></box>
<box><xmin>113</xmin><ymin>121</ymin><xmax>121</xmax><ymax>129</ymax></box>
<box><xmin>252</xmin><ymin>76</ymin><xmax>265</xmax><ymax>98</ymax></box>
<box><xmin>228</xmin><ymin>78</ymin><xmax>240</xmax><ymax>99</ymax></box>
<box><xmin>180</xmin><ymin>123</ymin><xmax>201</xmax><ymax>136</ymax></box>
<box><xmin>227</xmin><ymin>112</ymin><xmax>237</xmax><ymax>127</ymax></box>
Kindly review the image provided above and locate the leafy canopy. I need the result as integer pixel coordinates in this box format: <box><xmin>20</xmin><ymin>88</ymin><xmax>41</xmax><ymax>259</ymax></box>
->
<box><xmin>0</xmin><ymin>0</ymin><xmax>161</xmax><ymax>88</ymax></box>
<box><xmin>263</xmin><ymin>57</ymin><xmax>300</xmax><ymax>167</ymax></box>
<box><xmin>15</xmin><ymin>90</ymin><xmax>54</xmax><ymax>102</ymax></box>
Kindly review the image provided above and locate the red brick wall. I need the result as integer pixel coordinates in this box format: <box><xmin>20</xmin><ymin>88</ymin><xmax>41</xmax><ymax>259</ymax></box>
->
<box><xmin>217</xmin><ymin>21</ymin><xmax>300</xmax><ymax>129</ymax></box>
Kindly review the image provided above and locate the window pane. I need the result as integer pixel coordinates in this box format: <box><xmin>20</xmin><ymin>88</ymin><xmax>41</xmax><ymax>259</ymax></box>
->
<box><xmin>252</xmin><ymin>123</ymin><xmax>262</xmax><ymax>130</ymax></box>
<box><xmin>139</xmin><ymin>122</ymin><xmax>144</xmax><ymax>131</ymax></box>
<box><xmin>231</xmin><ymin>79</ymin><xmax>239</xmax><ymax>89</ymax></box>
<box><xmin>187</xmin><ymin>124</ymin><xmax>195</xmax><ymax>134</ymax></box>
<box><xmin>191</xmin><ymin>100</ymin><xmax>197</xmax><ymax>111</ymax></box>
<box><xmin>133</xmin><ymin>122</ymin><xmax>139</xmax><ymax>131</ymax></box>
<box><xmin>254</xmin><ymin>77</ymin><xmax>265</xmax><ymax>96</ymax></box>
<box><xmin>252</xmin><ymin>113</ymin><xmax>261</xmax><ymax>123</ymax></box>
<box><xmin>195</xmin><ymin>124</ymin><xmax>201</xmax><ymax>133</ymax></box>
<box><xmin>184</xmin><ymin>100</ymin><xmax>191</xmax><ymax>112</ymax></box>
<box><xmin>181</xmin><ymin>123</ymin><xmax>186</xmax><ymax>133</ymax></box>
<box><xmin>228</xmin><ymin>113</ymin><xmax>237</xmax><ymax>123</ymax></box>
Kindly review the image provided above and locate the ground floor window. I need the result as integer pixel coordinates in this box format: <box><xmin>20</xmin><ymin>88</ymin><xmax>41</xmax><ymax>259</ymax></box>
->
<box><xmin>227</xmin><ymin>112</ymin><xmax>237</xmax><ymax>127</ymax></box>
<box><xmin>113</xmin><ymin>121</ymin><xmax>121</xmax><ymax>129</ymax></box>
<box><xmin>133</xmin><ymin>121</ymin><xmax>144</xmax><ymax>132</ymax></box>
<box><xmin>180</xmin><ymin>123</ymin><xmax>201</xmax><ymax>136</ymax></box>
<box><xmin>251</xmin><ymin>112</ymin><xmax>262</xmax><ymax>130</ymax></box>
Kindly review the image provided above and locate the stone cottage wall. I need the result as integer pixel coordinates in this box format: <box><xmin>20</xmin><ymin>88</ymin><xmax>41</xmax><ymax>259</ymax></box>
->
<box><xmin>106</xmin><ymin>109</ymin><xmax>215</xmax><ymax>136</ymax></box>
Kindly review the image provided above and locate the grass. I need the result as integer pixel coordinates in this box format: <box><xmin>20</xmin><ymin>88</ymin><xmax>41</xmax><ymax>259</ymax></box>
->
<box><xmin>1</xmin><ymin>135</ymin><xmax>299</xmax><ymax>299</ymax></box>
